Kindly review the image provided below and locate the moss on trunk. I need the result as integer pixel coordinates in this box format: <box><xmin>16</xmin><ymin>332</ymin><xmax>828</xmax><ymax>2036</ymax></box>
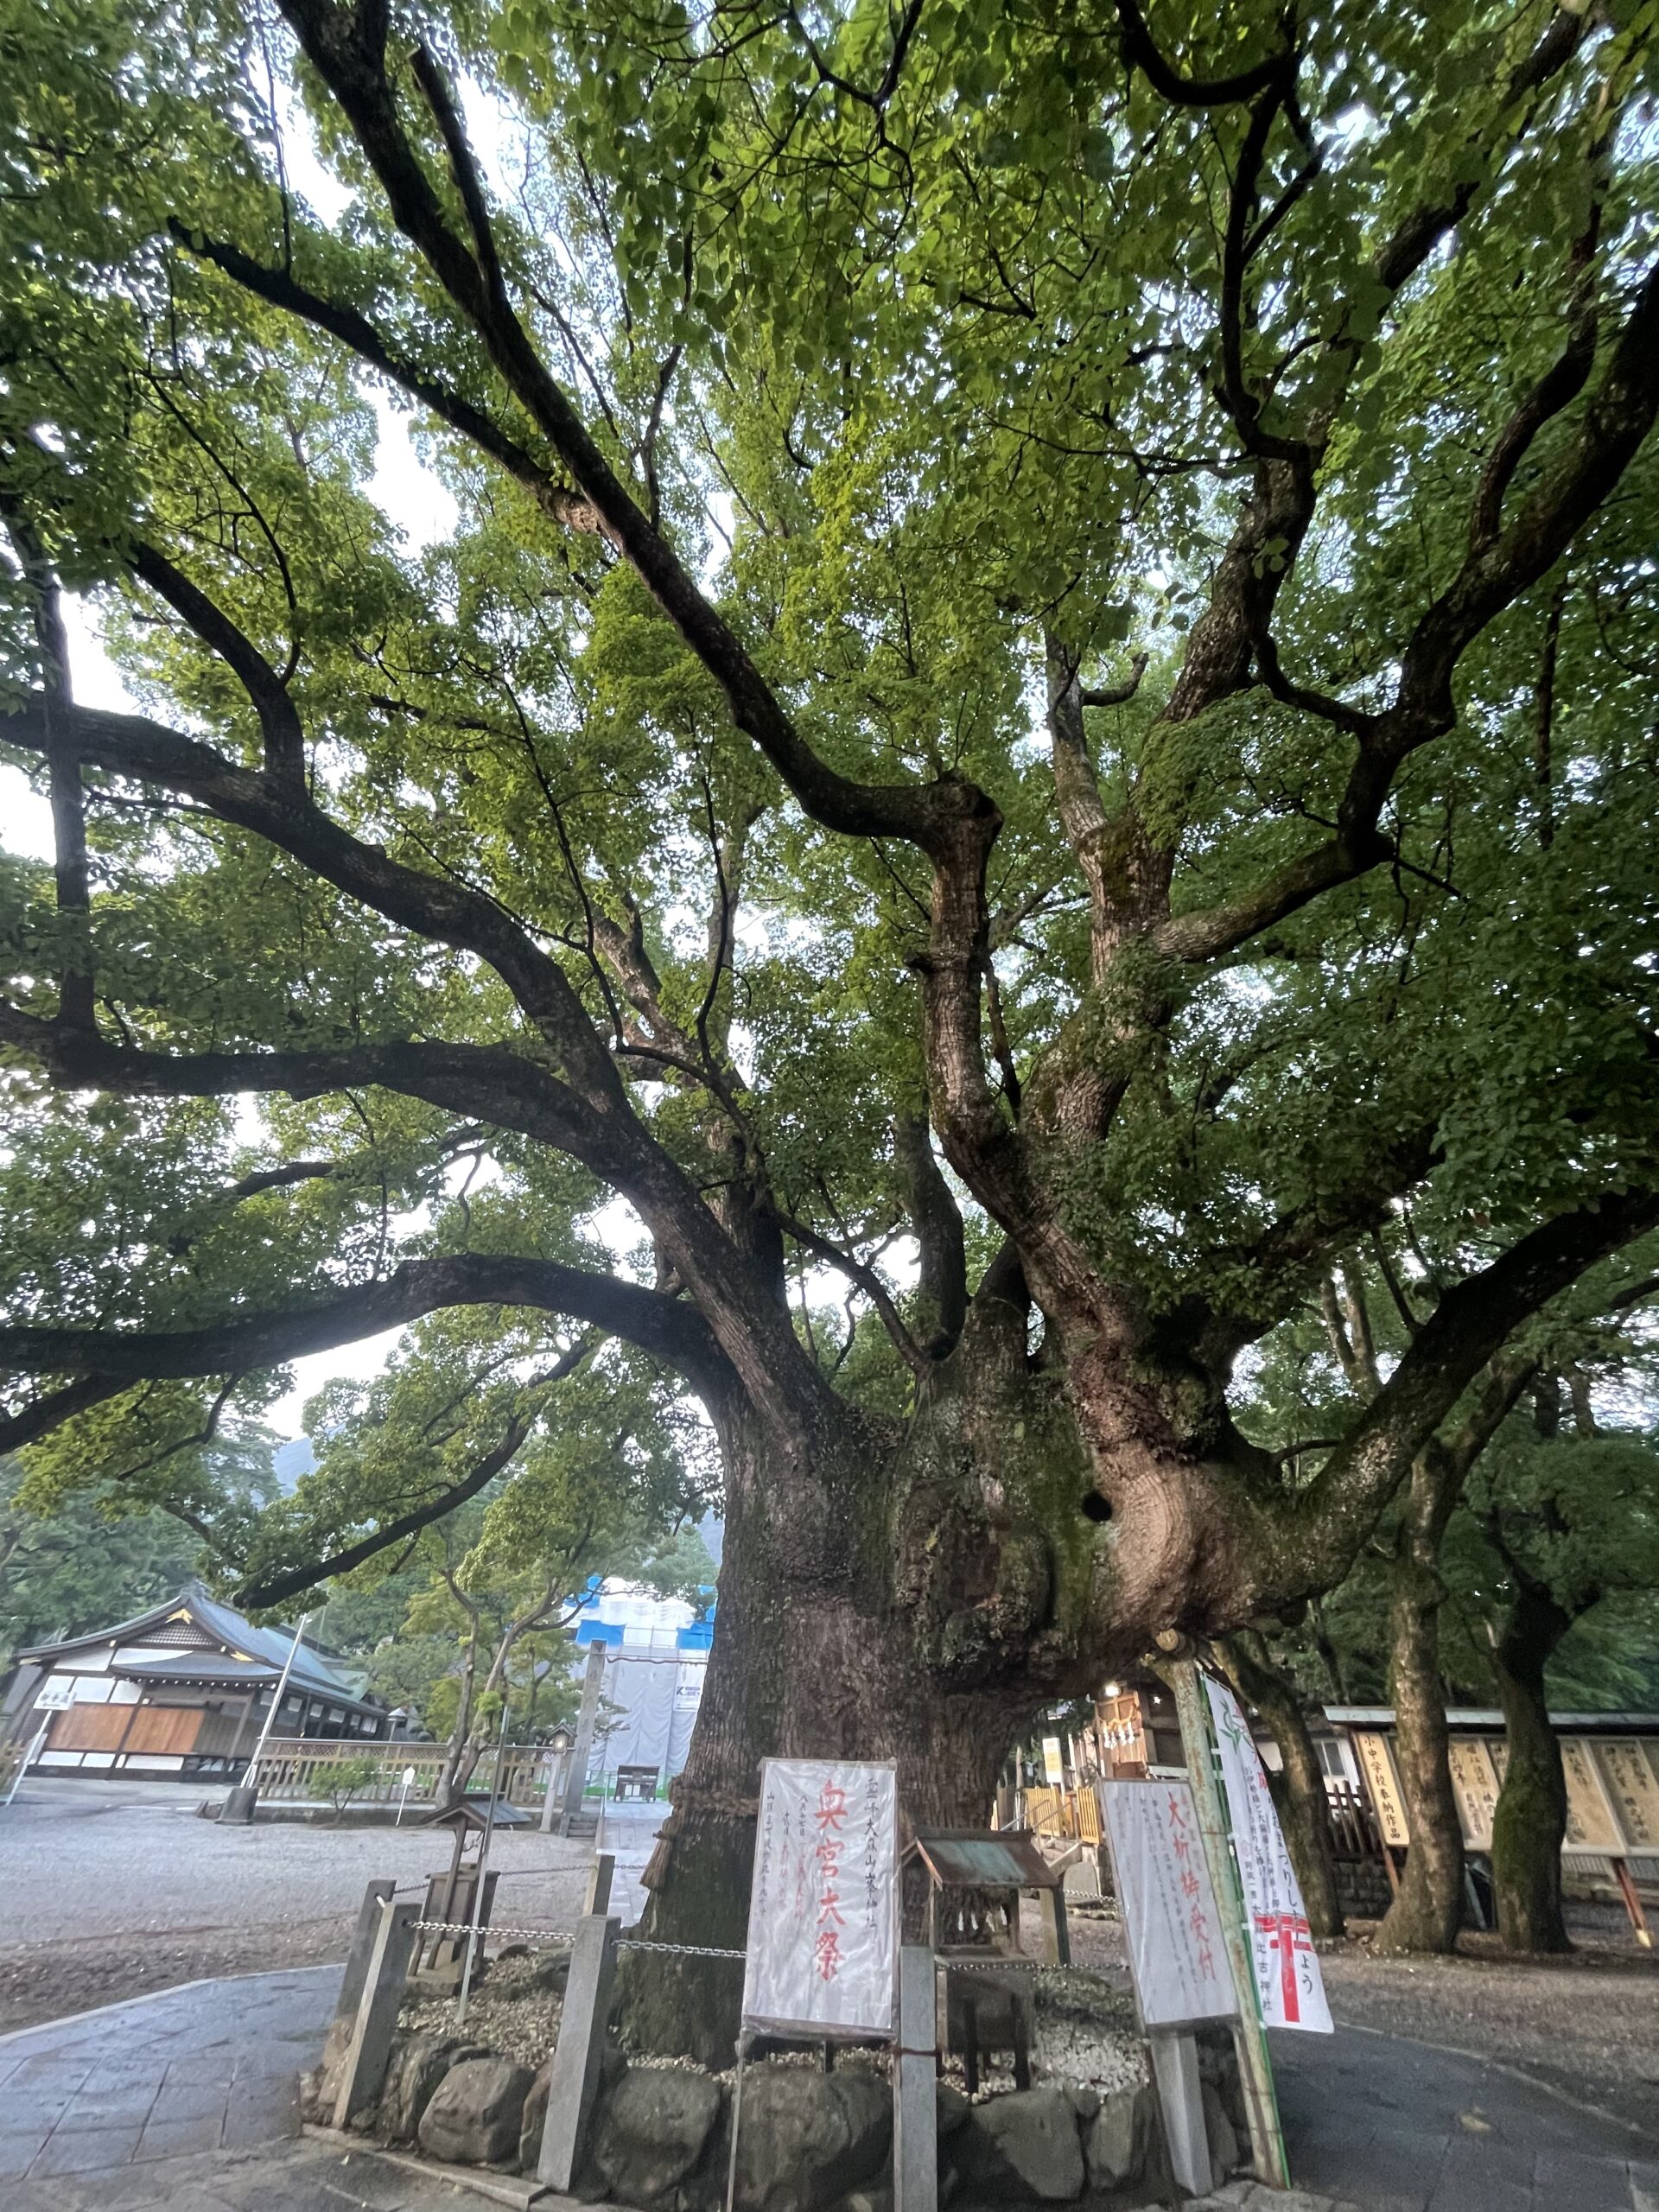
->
<box><xmin>1491</xmin><ymin>1584</ymin><xmax>1573</xmax><ymax>1954</ymax></box>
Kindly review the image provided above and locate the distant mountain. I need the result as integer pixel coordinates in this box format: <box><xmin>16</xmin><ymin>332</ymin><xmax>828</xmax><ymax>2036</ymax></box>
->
<box><xmin>274</xmin><ymin>1438</ymin><xmax>316</xmax><ymax>1492</ymax></box>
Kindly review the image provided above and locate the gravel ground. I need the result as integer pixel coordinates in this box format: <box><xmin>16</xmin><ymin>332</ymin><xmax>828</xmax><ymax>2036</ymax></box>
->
<box><xmin>1061</xmin><ymin>1899</ymin><xmax>1659</xmax><ymax>2137</ymax></box>
<box><xmin>6</xmin><ymin>1779</ymin><xmax>1656</xmax><ymax>2143</ymax></box>
<box><xmin>0</xmin><ymin>1777</ymin><xmax>591</xmax><ymax>2036</ymax></box>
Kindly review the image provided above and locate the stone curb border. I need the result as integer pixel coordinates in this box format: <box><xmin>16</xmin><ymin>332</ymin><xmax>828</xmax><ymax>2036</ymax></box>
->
<box><xmin>0</xmin><ymin>1958</ymin><xmax>342</xmax><ymax>2046</ymax></box>
<box><xmin>303</xmin><ymin>2121</ymin><xmax>637</xmax><ymax>2212</ymax></box>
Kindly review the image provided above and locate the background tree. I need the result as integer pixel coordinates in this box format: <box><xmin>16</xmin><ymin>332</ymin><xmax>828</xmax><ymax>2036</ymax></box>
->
<box><xmin>2</xmin><ymin>0</ymin><xmax>1658</xmax><ymax>2052</ymax></box>
<box><xmin>0</xmin><ymin>1426</ymin><xmax>279</xmax><ymax>1660</ymax></box>
<box><xmin>1237</xmin><ymin>1270</ymin><xmax>1659</xmax><ymax>1953</ymax></box>
<box><xmin>1444</xmin><ymin>1386</ymin><xmax>1659</xmax><ymax>1950</ymax></box>
<box><xmin>255</xmin><ymin>1312</ymin><xmax>711</xmax><ymax>1797</ymax></box>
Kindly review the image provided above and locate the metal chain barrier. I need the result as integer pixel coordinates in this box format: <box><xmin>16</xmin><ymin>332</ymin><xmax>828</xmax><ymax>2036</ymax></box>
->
<box><xmin>414</xmin><ymin>1918</ymin><xmax>577</xmax><ymax>1944</ymax></box>
<box><xmin>614</xmin><ymin>1937</ymin><xmax>747</xmax><ymax>1959</ymax></box>
<box><xmin>937</xmin><ymin>1955</ymin><xmax>1076</xmax><ymax>1977</ymax></box>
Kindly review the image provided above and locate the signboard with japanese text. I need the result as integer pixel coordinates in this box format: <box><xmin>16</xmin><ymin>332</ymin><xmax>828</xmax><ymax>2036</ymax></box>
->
<box><xmin>1042</xmin><ymin>1736</ymin><xmax>1065</xmax><ymax>1786</ymax></box>
<box><xmin>33</xmin><ymin>1676</ymin><xmax>76</xmax><ymax>1712</ymax></box>
<box><xmin>1204</xmin><ymin>1679</ymin><xmax>1332</xmax><ymax>2034</ymax></box>
<box><xmin>1560</xmin><ymin>1738</ymin><xmax>1622</xmax><ymax>1851</ymax></box>
<box><xmin>741</xmin><ymin>1758</ymin><xmax>898</xmax><ymax>2041</ymax></box>
<box><xmin>1446</xmin><ymin>1738</ymin><xmax>1502</xmax><ymax>1852</ymax></box>
<box><xmin>1100</xmin><ymin>1779</ymin><xmax>1238</xmax><ymax>2029</ymax></box>
<box><xmin>1592</xmin><ymin>1741</ymin><xmax>1659</xmax><ymax>1850</ymax></box>
<box><xmin>1352</xmin><ymin>1731</ymin><xmax>1409</xmax><ymax>1847</ymax></box>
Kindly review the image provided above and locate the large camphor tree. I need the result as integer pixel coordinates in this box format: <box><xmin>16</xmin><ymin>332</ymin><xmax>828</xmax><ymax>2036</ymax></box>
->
<box><xmin>3</xmin><ymin>0</ymin><xmax>1657</xmax><ymax>2044</ymax></box>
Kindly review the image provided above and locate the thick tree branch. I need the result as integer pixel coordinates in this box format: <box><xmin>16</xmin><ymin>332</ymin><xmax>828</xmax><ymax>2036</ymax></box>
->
<box><xmin>773</xmin><ymin>1211</ymin><xmax>929</xmax><ymax>1376</ymax></box>
<box><xmin>1395</xmin><ymin>259</ymin><xmax>1659</xmax><ymax>733</ymax></box>
<box><xmin>894</xmin><ymin>1113</ymin><xmax>968</xmax><ymax>1357</ymax></box>
<box><xmin>0</xmin><ymin>997</ymin><xmax>602</xmax><ymax>1158</ymax></box>
<box><xmin>272</xmin><ymin>2</ymin><xmax>969</xmax><ymax>860</ymax></box>
<box><xmin>2</xmin><ymin>693</ymin><xmax>845</xmax><ymax>1421</ymax></box>
<box><xmin>0</xmin><ymin>1251</ymin><xmax>731</xmax><ymax>1401</ymax></box>
<box><xmin>1079</xmin><ymin>652</ymin><xmax>1149</xmax><ymax>710</ymax></box>
<box><xmin>128</xmin><ymin>542</ymin><xmax>304</xmax><ymax>785</ymax></box>
<box><xmin>1114</xmin><ymin>0</ymin><xmax>1290</xmax><ymax>107</ymax></box>
<box><xmin>1154</xmin><ymin>258</ymin><xmax>1659</xmax><ymax>969</ymax></box>
<box><xmin>0</xmin><ymin>502</ymin><xmax>94</xmax><ymax>1028</ymax></box>
<box><xmin>1160</xmin><ymin>7</ymin><xmax>1591</xmax><ymax>741</ymax></box>
<box><xmin>1269</xmin><ymin>1185</ymin><xmax>1659</xmax><ymax>1601</ymax></box>
<box><xmin>0</xmin><ymin>1375</ymin><xmax>125</xmax><ymax>1456</ymax></box>
<box><xmin>168</xmin><ymin>222</ymin><xmax>606</xmax><ymax>532</ymax></box>
<box><xmin>235</xmin><ymin>1337</ymin><xmax>593</xmax><ymax>1607</ymax></box>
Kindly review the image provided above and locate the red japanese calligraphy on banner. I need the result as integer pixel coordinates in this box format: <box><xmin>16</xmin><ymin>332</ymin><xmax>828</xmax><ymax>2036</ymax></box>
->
<box><xmin>1100</xmin><ymin>1779</ymin><xmax>1238</xmax><ymax>2029</ymax></box>
<box><xmin>741</xmin><ymin>1758</ymin><xmax>898</xmax><ymax>2039</ymax></box>
<box><xmin>1203</xmin><ymin>1677</ymin><xmax>1332</xmax><ymax>2035</ymax></box>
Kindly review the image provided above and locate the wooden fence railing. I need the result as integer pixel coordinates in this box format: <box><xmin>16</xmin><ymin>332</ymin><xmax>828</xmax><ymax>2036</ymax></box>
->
<box><xmin>1020</xmin><ymin>1784</ymin><xmax>1103</xmax><ymax>1846</ymax></box>
<box><xmin>249</xmin><ymin>1738</ymin><xmax>552</xmax><ymax>1806</ymax></box>
<box><xmin>1323</xmin><ymin>1779</ymin><xmax>1386</xmax><ymax>1863</ymax></box>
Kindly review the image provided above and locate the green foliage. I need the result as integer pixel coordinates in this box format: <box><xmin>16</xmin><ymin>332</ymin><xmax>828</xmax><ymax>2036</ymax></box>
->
<box><xmin>0</xmin><ymin>0</ymin><xmax>1656</xmax><ymax>1689</ymax></box>
<box><xmin>321</xmin><ymin>1753</ymin><xmax>381</xmax><ymax>1818</ymax></box>
<box><xmin>0</xmin><ymin>1429</ymin><xmax>279</xmax><ymax>1662</ymax></box>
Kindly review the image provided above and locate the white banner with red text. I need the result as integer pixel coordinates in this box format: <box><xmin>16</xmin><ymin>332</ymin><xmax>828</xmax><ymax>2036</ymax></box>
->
<box><xmin>1204</xmin><ymin>1675</ymin><xmax>1332</xmax><ymax>2033</ymax></box>
<box><xmin>741</xmin><ymin>1757</ymin><xmax>899</xmax><ymax>2040</ymax></box>
<box><xmin>1100</xmin><ymin>1777</ymin><xmax>1239</xmax><ymax>2029</ymax></box>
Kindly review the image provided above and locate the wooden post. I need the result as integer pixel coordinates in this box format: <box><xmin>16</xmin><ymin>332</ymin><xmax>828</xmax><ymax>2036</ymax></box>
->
<box><xmin>332</xmin><ymin>1899</ymin><xmax>421</xmax><ymax>2128</ymax></box>
<box><xmin>1611</xmin><ymin>1857</ymin><xmax>1653</xmax><ymax>1948</ymax></box>
<box><xmin>583</xmin><ymin>1850</ymin><xmax>616</xmax><ymax>1917</ymax></box>
<box><xmin>321</xmin><ymin>1880</ymin><xmax>397</xmax><ymax>2078</ymax></box>
<box><xmin>536</xmin><ymin>1914</ymin><xmax>620</xmax><ymax>2190</ymax></box>
<box><xmin>539</xmin><ymin>1742</ymin><xmax>571</xmax><ymax>1834</ymax></box>
<box><xmin>1149</xmin><ymin>2031</ymin><xmax>1213</xmax><ymax>2196</ymax></box>
<box><xmin>1168</xmin><ymin>1656</ymin><xmax>1290</xmax><ymax>2190</ymax></box>
<box><xmin>1035</xmin><ymin>1884</ymin><xmax>1071</xmax><ymax>1966</ymax></box>
<box><xmin>559</xmin><ymin>1643</ymin><xmax>607</xmax><ymax>1838</ymax></box>
<box><xmin>893</xmin><ymin>1946</ymin><xmax>938</xmax><ymax>2212</ymax></box>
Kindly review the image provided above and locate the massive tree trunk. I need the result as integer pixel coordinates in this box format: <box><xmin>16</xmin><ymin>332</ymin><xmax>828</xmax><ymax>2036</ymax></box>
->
<box><xmin>1491</xmin><ymin>1582</ymin><xmax>1573</xmax><ymax>1953</ymax></box>
<box><xmin>1376</xmin><ymin>1447</ymin><xmax>1465</xmax><ymax>1955</ymax></box>
<box><xmin>623</xmin><ymin>1281</ymin><xmax>1107</xmax><ymax>2061</ymax></box>
<box><xmin>1217</xmin><ymin>1633</ymin><xmax>1344</xmax><ymax>1941</ymax></box>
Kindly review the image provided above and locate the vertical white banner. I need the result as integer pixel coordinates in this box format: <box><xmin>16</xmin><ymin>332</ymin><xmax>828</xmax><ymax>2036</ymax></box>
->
<box><xmin>741</xmin><ymin>1758</ymin><xmax>898</xmax><ymax>2040</ymax></box>
<box><xmin>1100</xmin><ymin>1779</ymin><xmax>1239</xmax><ymax>2028</ymax></box>
<box><xmin>1203</xmin><ymin>1677</ymin><xmax>1332</xmax><ymax>2033</ymax></box>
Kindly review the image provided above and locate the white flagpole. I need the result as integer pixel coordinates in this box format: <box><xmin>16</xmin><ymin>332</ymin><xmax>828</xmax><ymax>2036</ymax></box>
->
<box><xmin>242</xmin><ymin>1610</ymin><xmax>312</xmax><ymax>1782</ymax></box>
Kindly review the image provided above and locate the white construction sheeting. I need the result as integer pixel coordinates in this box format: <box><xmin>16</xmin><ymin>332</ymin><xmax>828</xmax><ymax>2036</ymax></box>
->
<box><xmin>586</xmin><ymin>1648</ymin><xmax>706</xmax><ymax>1790</ymax></box>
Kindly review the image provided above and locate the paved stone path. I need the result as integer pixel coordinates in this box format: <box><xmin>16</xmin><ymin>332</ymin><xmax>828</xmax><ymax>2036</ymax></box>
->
<box><xmin>3</xmin><ymin>1952</ymin><xmax>1656</xmax><ymax>2210</ymax></box>
<box><xmin>594</xmin><ymin>1798</ymin><xmax>664</xmax><ymax>1926</ymax></box>
<box><xmin>0</xmin><ymin>1967</ymin><xmax>480</xmax><ymax>2210</ymax></box>
<box><xmin>1270</xmin><ymin>2023</ymin><xmax>1659</xmax><ymax>2212</ymax></box>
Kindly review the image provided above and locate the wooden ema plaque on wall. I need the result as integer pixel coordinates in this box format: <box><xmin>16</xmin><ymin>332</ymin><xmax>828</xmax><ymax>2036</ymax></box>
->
<box><xmin>1592</xmin><ymin>1741</ymin><xmax>1659</xmax><ymax>1851</ymax></box>
<box><xmin>1446</xmin><ymin>1738</ymin><xmax>1502</xmax><ymax>1851</ymax></box>
<box><xmin>1560</xmin><ymin>1738</ymin><xmax>1623</xmax><ymax>1852</ymax></box>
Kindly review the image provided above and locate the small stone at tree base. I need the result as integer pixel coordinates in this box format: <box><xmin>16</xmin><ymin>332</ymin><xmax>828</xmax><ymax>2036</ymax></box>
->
<box><xmin>417</xmin><ymin>2053</ymin><xmax>534</xmax><ymax>2165</ymax></box>
<box><xmin>518</xmin><ymin>2052</ymin><xmax>554</xmax><ymax>2173</ymax></box>
<box><xmin>1202</xmin><ymin>2077</ymin><xmax>1241</xmax><ymax>2178</ymax></box>
<box><xmin>593</xmin><ymin>2064</ymin><xmax>723</xmax><ymax>2201</ymax></box>
<box><xmin>963</xmin><ymin>2085</ymin><xmax>1086</xmax><ymax>2201</ymax></box>
<box><xmin>731</xmin><ymin>2067</ymin><xmax>891</xmax><ymax>2210</ymax></box>
<box><xmin>380</xmin><ymin>2031</ymin><xmax>487</xmax><ymax>2143</ymax></box>
<box><xmin>1083</xmin><ymin>2083</ymin><xmax>1146</xmax><ymax>2188</ymax></box>
<box><xmin>936</xmin><ymin>2081</ymin><xmax>971</xmax><ymax>2140</ymax></box>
